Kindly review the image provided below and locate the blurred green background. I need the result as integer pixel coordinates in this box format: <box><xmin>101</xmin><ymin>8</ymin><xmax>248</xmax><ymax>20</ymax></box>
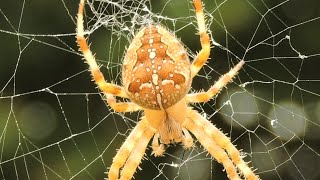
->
<box><xmin>1</xmin><ymin>0</ymin><xmax>320</xmax><ymax>179</ymax></box>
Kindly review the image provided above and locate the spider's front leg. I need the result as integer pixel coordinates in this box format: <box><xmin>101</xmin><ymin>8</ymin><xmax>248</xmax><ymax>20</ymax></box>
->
<box><xmin>183</xmin><ymin>110</ymin><xmax>242</xmax><ymax>180</ymax></box>
<box><xmin>185</xmin><ymin>109</ymin><xmax>260</xmax><ymax>180</ymax></box>
<box><xmin>108</xmin><ymin>117</ymin><xmax>155</xmax><ymax>180</ymax></box>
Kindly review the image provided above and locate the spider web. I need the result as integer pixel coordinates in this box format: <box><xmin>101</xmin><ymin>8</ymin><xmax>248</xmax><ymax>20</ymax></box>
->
<box><xmin>1</xmin><ymin>0</ymin><xmax>320</xmax><ymax>179</ymax></box>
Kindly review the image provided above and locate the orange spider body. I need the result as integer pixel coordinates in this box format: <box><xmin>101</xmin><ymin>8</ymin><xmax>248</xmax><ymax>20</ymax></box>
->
<box><xmin>76</xmin><ymin>0</ymin><xmax>260</xmax><ymax>179</ymax></box>
<box><xmin>122</xmin><ymin>25</ymin><xmax>191</xmax><ymax>110</ymax></box>
<box><xmin>122</xmin><ymin>24</ymin><xmax>192</xmax><ymax>148</ymax></box>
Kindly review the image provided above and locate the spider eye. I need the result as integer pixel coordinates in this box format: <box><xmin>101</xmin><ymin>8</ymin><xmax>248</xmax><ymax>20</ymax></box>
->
<box><xmin>122</xmin><ymin>25</ymin><xmax>191</xmax><ymax>110</ymax></box>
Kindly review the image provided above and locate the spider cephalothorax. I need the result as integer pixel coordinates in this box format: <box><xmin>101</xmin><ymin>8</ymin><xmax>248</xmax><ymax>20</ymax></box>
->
<box><xmin>76</xmin><ymin>0</ymin><xmax>260</xmax><ymax>179</ymax></box>
<box><xmin>122</xmin><ymin>25</ymin><xmax>191</xmax><ymax>110</ymax></box>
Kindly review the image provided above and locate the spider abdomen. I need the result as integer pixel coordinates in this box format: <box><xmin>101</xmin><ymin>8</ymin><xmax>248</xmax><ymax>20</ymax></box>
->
<box><xmin>122</xmin><ymin>25</ymin><xmax>191</xmax><ymax>110</ymax></box>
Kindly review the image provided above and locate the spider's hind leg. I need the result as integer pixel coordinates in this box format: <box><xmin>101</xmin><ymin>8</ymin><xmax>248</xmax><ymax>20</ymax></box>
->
<box><xmin>191</xmin><ymin>0</ymin><xmax>211</xmax><ymax>78</ymax></box>
<box><xmin>76</xmin><ymin>0</ymin><xmax>127</xmax><ymax>98</ymax></box>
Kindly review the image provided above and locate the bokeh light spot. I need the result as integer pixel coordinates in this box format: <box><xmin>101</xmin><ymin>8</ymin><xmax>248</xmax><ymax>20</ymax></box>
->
<box><xmin>18</xmin><ymin>101</ymin><xmax>57</xmax><ymax>141</ymax></box>
<box><xmin>219</xmin><ymin>90</ymin><xmax>259</xmax><ymax>129</ymax></box>
<box><xmin>267</xmin><ymin>102</ymin><xmax>306</xmax><ymax>141</ymax></box>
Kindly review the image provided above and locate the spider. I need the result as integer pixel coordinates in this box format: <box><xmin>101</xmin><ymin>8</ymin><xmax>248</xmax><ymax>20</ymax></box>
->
<box><xmin>76</xmin><ymin>0</ymin><xmax>259</xmax><ymax>179</ymax></box>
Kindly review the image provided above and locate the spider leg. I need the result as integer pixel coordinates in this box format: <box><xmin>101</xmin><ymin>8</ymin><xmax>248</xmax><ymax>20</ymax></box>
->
<box><xmin>186</xmin><ymin>60</ymin><xmax>244</xmax><ymax>103</ymax></box>
<box><xmin>108</xmin><ymin>117</ymin><xmax>155</xmax><ymax>180</ymax></box>
<box><xmin>151</xmin><ymin>133</ymin><xmax>165</xmax><ymax>157</ymax></box>
<box><xmin>182</xmin><ymin>128</ymin><xmax>193</xmax><ymax>149</ymax></box>
<box><xmin>120</xmin><ymin>126</ymin><xmax>155</xmax><ymax>180</ymax></box>
<box><xmin>106</xmin><ymin>94</ymin><xmax>142</xmax><ymax>112</ymax></box>
<box><xmin>183</xmin><ymin>111</ymin><xmax>241</xmax><ymax>180</ymax></box>
<box><xmin>191</xmin><ymin>0</ymin><xmax>211</xmax><ymax>78</ymax></box>
<box><xmin>150</xmin><ymin>128</ymin><xmax>193</xmax><ymax>157</ymax></box>
<box><xmin>77</xmin><ymin>0</ymin><xmax>127</xmax><ymax>98</ymax></box>
<box><xmin>187</xmin><ymin>109</ymin><xmax>260</xmax><ymax>180</ymax></box>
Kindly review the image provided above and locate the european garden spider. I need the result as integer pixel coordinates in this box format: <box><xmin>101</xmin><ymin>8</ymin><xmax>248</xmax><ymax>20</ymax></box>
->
<box><xmin>76</xmin><ymin>0</ymin><xmax>259</xmax><ymax>179</ymax></box>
